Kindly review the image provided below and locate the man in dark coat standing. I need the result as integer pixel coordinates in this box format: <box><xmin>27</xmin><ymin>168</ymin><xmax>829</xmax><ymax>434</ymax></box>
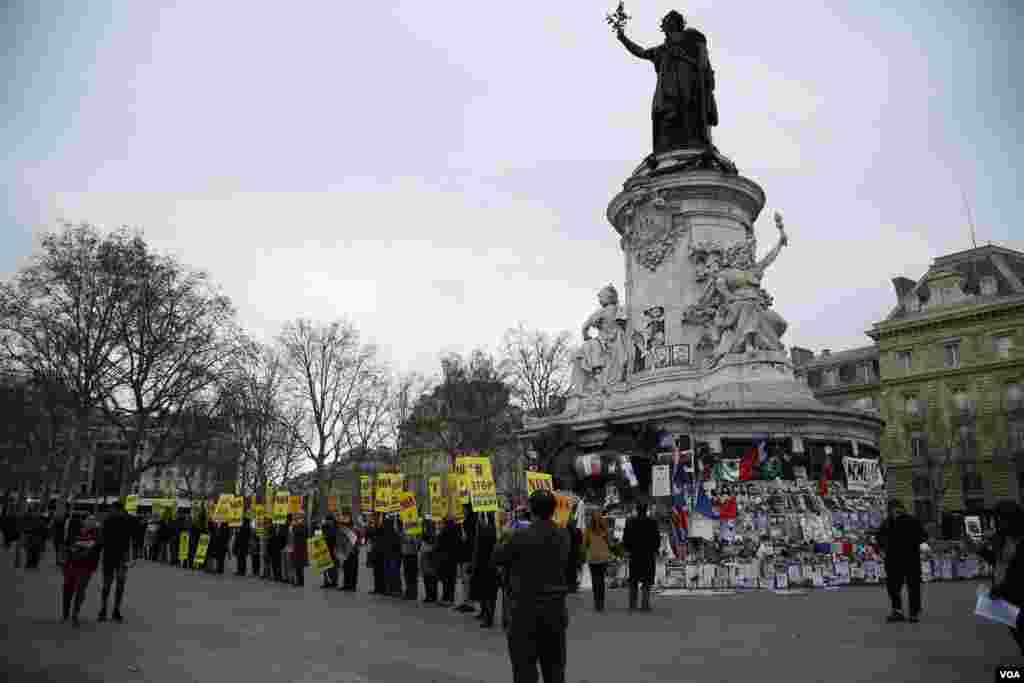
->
<box><xmin>98</xmin><ymin>502</ymin><xmax>135</xmax><ymax>622</ymax></box>
<box><xmin>492</xmin><ymin>490</ymin><xmax>570</xmax><ymax>683</ymax></box>
<box><xmin>624</xmin><ymin>504</ymin><xmax>661</xmax><ymax>611</ymax></box>
<box><xmin>877</xmin><ymin>499</ymin><xmax>927</xmax><ymax>623</ymax></box>
<box><xmin>233</xmin><ymin>518</ymin><xmax>252</xmax><ymax>577</ymax></box>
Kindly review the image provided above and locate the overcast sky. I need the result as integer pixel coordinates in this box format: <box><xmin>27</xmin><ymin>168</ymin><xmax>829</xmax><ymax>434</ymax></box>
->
<box><xmin>4</xmin><ymin>1</ymin><xmax>1022</xmax><ymax>378</ymax></box>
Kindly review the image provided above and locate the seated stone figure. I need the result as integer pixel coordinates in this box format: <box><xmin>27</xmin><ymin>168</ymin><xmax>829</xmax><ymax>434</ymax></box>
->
<box><xmin>572</xmin><ymin>285</ymin><xmax>629</xmax><ymax>394</ymax></box>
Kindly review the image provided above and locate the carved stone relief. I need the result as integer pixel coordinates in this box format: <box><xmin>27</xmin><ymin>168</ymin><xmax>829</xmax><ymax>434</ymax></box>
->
<box><xmin>621</xmin><ymin>193</ymin><xmax>689</xmax><ymax>273</ymax></box>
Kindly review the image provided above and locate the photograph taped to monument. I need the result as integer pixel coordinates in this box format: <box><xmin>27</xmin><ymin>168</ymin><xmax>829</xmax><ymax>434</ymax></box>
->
<box><xmin>669</xmin><ymin>344</ymin><xmax>691</xmax><ymax>366</ymax></box>
<box><xmin>652</xmin><ymin>345</ymin><xmax>670</xmax><ymax>368</ymax></box>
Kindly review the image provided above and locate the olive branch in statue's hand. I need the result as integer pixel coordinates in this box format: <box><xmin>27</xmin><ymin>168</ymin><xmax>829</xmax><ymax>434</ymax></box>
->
<box><xmin>606</xmin><ymin>1</ymin><xmax>630</xmax><ymax>34</ymax></box>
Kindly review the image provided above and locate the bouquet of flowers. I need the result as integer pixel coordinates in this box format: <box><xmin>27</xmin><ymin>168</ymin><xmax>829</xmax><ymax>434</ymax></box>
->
<box><xmin>605</xmin><ymin>2</ymin><xmax>630</xmax><ymax>33</ymax></box>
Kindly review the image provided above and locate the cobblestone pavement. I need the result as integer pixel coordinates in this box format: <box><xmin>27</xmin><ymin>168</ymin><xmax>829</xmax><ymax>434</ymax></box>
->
<box><xmin>2</xmin><ymin>547</ymin><xmax>1020</xmax><ymax>683</ymax></box>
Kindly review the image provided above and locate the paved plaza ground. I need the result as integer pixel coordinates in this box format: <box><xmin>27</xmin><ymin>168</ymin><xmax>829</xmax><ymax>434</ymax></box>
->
<box><xmin>2</xmin><ymin>547</ymin><xmax>1021</xmax><ymax>683</ymax></box>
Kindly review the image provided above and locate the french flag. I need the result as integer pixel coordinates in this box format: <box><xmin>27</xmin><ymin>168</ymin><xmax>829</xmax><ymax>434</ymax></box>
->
<box><xmin>740</xmin><ymin>442</ymin><xmax>767</xmax><ymax>481</ymax></box>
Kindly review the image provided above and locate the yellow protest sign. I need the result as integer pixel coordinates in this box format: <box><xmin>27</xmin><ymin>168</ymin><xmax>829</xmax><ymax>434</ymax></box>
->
<box><xmin>375</xmin><ymin>474</ymin><xmax>391</xmax><ymax>512</ymax></box>
<box><xmin>360</xmin><ymin>476</ymin><xmax>373</xmax><ymax>512</ymax></box>
<box><xmin>447</xmin><ymin>472</ymin><xmax>465</xmax><ymax>521</ymax></box>
<box><xmin>273</xmin><ymin>491</ymin><xmax>289</xmax><ymax>524</ymax></box>
<box><xmin>308</xmin><ymin>535</ymin><xmax>335</xmax><ymax>573</ymax></box>
<box><xmin>454</xmin><ymin>458</ymin><xmax>473</xmax><ymax>503</ymax></box>
<box><xmin>212</xmin><ymin>494</ymin><xmax>232</xmax><ymax>524</ymax></box>
<box><xmin>125</xmin><ymin>495</ymin><xmax>139</xmax><ymax>516</ymax></box>
<box><xmin>252</xmin><ymin>504</ymin><xmax>267</xmax><ymax>536</ymax></box>
<box><xmin>464</xmin><ymin>456</ymin><xmax>498</xmax><ymax>513</ymax></box>
<box><xmin>288</xmin><ymin>495</ymin><xmax>303</xmax><ymax>515</ymax></box>
<box><xmin>194</xmin><ymin>533</ymin><xmax>211</xmax><ymax>567</ymax></box>
<box><xmin>399</xmin><ymin>491</ymin><xmax>421</xmax><ymax>536</ymax></box>
<box><xmin>554</xmin><ymin>493</ymin><xmax>573</xmax><ymax>528</ymax></box>
<box><xmin>178</xmin><ymin>532</ymin><xmax>189</xmax><ymax>563</ymax></box>
<box><xmin>429</xmin><ymin>476</ymin><xmax>445</xmax><ymax>519</ymax></box>
<box><xmin>527</xmin><ymin>472</ymin><xmax>554</xmax><ymax>495</ymax></box>
<box><xmin>228</xmin><ymin>495</ymin><xmax>245</xmax><ymax>528</ymax></box>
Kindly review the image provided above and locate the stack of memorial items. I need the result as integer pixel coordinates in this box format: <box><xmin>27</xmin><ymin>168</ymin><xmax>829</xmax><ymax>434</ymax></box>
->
<box><xmin>655</xmin><ymin>442</ymin><xmax>991</xmax><ymax>590</ymax></box>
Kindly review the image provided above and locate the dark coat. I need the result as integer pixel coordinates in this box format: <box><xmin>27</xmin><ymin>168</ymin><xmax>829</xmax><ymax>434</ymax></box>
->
<box><xmin>492</xmin><ymin>519</ymin><xmax>570</xmax><ymax>613</ymax></box>
<box><xmin>291</xmin><ymin>526</ymin><xmax>308</xmax><ymax>565</ymax></box>
<box><xmin>877</xmin><ymin>512</ymin><xmax>927</xmax><ymax>568</ymax></box>
<box><xmin>437</xmin><ymin>521</ymin><xmax>461</xmax><ymax>570</ymax></box>
<box><xmin>233</xmin><ymin>522</ymin><xmax>252</xmax><ymax>556</ymax></box>
<box><xmin>624</xmin><ymin>515</ymin><xmax>661</xmax><ymax>584</ymax></box>
<box><xmin>471</xmin><ymin>523</ymin><xmax>499</xmax><ymax>602</ymax></box>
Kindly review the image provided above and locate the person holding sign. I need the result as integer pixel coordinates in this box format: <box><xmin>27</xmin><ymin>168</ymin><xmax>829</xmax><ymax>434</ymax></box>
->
<box><xmin>492</xmin><ymin>490</ymin><xmax>571</xmax><ymax>683</ymax></box>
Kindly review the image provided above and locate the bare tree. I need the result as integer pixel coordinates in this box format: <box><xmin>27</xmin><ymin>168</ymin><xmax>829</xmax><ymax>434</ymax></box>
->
<box><xmin>102</xmin><ymin>241</ymin><xmax>240</xmax><ymax>495</ymax></box>
<box><xmin>0</xmin><ymin>224</ymin><xmax>136</xmax><ymax>511</ymax></box>
<box><xmin>499</xmin><ymin>324</ymin><xmax>573</xmax><ymax>417</ymax></box>
<box><xmin>345</xmin><ymin>368</ymin><xmax>393</xmax><ymax>458</ymax></box>
<box><xmin>220</xmin><ymin>341</ymin><xmax>304</xmax><ymax>496</ymax></box>
<box><xmin>278</xmin><ymin>319</ymin><xmax>378</xmax><ymax>513</ymax></box>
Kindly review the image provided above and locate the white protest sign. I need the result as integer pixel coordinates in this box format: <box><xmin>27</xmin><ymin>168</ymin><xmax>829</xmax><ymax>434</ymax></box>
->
<box><xmin>842</xmin><ymin>457</ymin><xmax>883</xmax><ymax>492</ymax></box>
<box><xmin>651</xmin><ymin>465</ymin><xmax>671</xmax><ymax>497</ymax></box>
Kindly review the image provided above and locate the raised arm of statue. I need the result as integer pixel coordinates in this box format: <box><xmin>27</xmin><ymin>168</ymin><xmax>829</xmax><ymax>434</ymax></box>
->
<box><xmin>754</xmin><ymin>212</ymin><xmax>788</xmax><ymax>274</ymax></box>
<box><xmin>617</xmin><ymin>29</ymin><xmax>654</xmax><ymax>61</ymax></box>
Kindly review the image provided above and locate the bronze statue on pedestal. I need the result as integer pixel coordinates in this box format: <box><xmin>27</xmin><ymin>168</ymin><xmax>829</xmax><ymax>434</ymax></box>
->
<box><xmin>613</xmin><ymin>8</ymin><xmax>719</xmax><ymax>154</ymax></box>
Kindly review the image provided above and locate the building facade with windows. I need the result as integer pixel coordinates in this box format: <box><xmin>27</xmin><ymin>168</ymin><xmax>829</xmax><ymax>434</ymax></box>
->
<box><xmin>866</xmin><ymin>245</ymin><xmax>1024</xmax><ymax>534</ymax></box>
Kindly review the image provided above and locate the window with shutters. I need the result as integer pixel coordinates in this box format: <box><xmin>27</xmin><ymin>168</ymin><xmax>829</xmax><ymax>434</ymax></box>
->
<box><xmin>944</xmin><ymin>341</ymin><xmax>961</xmax><ymax>369</ymax></box>
<box><xmin>897</xmin><ymin>350</ymin><xmax>913</xmax><ymax>373</ymax></box>
<box><xmin>995</xmin><ymin>335</ymin><xmax>1013</xmax><ymax>360</ymax></box>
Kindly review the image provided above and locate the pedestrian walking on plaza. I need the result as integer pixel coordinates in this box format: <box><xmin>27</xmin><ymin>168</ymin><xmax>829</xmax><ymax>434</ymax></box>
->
<box><xmin>321</xmin><ymin>515</ymin><xmax>339</xmax><ymax>589</ymax></box>
<box><xmin>472</xmin><ymin>512</ymin><xmax>499</xmax><ymax>628</ymax></box>
<box><xmin>290</xmin><ymin>517</ymin><xmax>308</xmax><ymax>588</ymax></box>
<box><xmin>401</xmin><ymin>525</ymin><xmax>421</xmax><ymax>600</ymax></box>
<box><xmin>624</xmin><ymin>504</ymin><xmax>660</xmax><ymax>612</ymax></box>
<box><xmin>877</xmin><ymin>499</ymin><xmax>927</xmax><ymax>623</ymax></box>
<box><xmin>62</xmin><ymin>516</ymin><xmax>101</xmax><ymax>627</ymax></box>
<box><xmin>52</xmin><ymin>513</ymin><xmax>66</xmax><ymax>566</ymax></box>
<box><xmin>23</xmin><ymin>512</ymin><xmax>49</xmax><ymax>570</ymax></box>
<box><xmin>132</xmin><ymin>515</ymin><xmax>145</xmax><ymax>560</ymax></box>
<box><xmin>438</xmin><ymin>517</ymin><xmax>460</xmax><ymax>605</ymax></box>
<box><xmin>420</xmin><ymin>521</ymin><xmax>440</xmax><ymax>604</ymax></box>
<box><xmin>965</xmin><ymin>500</ymin><xmax>1024</xmax><ymax>653</ymax></box>
<box><xmin>98</xmin><ymin>501</ymin><xmax>134</xmax><ymax>623</ymax></box>
<box><xmin>492</xmin><ymin>490</ymin><xmax>570</xmax><ymax>683</ymax></box>
<box><xmin>583</xmin><ymin>510</ymin><xmax>611</xmax><ymax>612</ymax></box>
<box><xmin>234</xmin><ymin>518</ymin><xmax>252</xmax><ymax>577</ymax></box>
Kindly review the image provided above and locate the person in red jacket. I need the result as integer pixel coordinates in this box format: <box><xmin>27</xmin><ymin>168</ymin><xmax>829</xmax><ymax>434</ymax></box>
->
<box><xmin>63</xmin><ymin>516</ymin><xmax>101</xmax><ymax>627</ymax></box>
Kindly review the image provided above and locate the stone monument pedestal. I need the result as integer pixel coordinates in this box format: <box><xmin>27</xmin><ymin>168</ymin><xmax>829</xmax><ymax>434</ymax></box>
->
<box><xmin>522</xmin><ymin>147</ymin><xmax>882</xmax><ymax>485</ymax></box>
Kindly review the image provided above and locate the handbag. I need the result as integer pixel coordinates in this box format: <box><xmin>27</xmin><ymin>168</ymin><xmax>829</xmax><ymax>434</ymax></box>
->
<box><xmin>70</xmin><ymin>540</ymin><xmax>96</xmax><ymax>562</ymax></box>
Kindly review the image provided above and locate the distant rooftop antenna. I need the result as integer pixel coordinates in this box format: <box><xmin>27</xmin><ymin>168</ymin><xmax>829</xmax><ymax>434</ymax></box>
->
<box><xmin>961</xmin><ymin>186</ymin><xmax>978</xmax><ymax>250</ymax></box>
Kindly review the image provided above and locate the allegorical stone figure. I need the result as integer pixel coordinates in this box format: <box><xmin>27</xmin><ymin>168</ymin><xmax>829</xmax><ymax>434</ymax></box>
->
<box><xmin>616</xmin><ymin>10</ymin><xmax>718</xmax><ymax>154</ymax></box>
<box><xmin>573</xmin><ymin>285</ymin><xmax>629</xmax><ymax>393</ymax></box>
<box><xmin>705</xmin><ymin>213</ymin><xmax>789</xmax><ymax>368</ymax></box>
